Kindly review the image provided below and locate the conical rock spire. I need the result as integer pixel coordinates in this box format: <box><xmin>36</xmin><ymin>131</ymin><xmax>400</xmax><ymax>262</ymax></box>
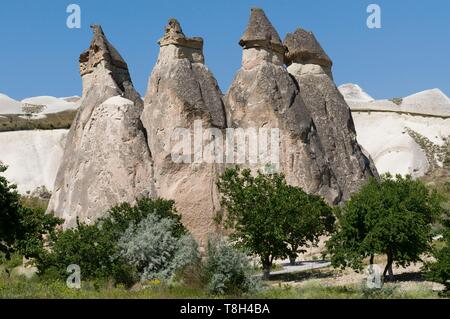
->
<box><xmin>239</xmin><ymin>8</ymin><xmax>285</xmax><ymax>54</ymax></box>
<box><xmin>79</xmin><ymin>25</ymin><xmax>129</xmax><ymax>76</ymax></box>
<box><xmin>225</xmin><ymin>8</ymin><xmax>341</xmax><ymax>204</ymax></box>
<box><xmin>285</xmin><ymin>27</ymin><xmax>378</xmax><ymax>200</ymax></box>
<box><xmin>47</xmin><ymin>26</ymin><xmax>155</xmax><ymax>227</ymax></box>
<box><xmin>284</xmin><ymin>28</ymin><xmax>332</xmax><ymax>67</ymax></box>
<box><xmin>141</xmin><ymin>19</ymin><xmax>226</xmax><ymax>244</ymax></box>
<box><xmin>158</xmin><ymin>18</ymin><xmax>203</xmax><ymax>49</ymax></box>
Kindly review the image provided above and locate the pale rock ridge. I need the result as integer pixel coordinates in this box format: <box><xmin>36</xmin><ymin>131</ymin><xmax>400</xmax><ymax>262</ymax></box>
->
<box><xmin>340</xmin><ymin>84</ymin><xmax>450</xmax><ymax>177</ymax></box>
<box><xmin>0</xmin><ymin>93</ymin><xmax>22</xmax><ymax>114</ymax></box>
<box><xmin>141</xmin><ymin>19</ymin><xmax>226</xmax><ymax>243</ymax></box>
<box><xmin>338</xmin><ymin>84</ymin><xmax>374</xmax><ymax>103</ymax></box>
<box><xmin>225</xmin><ymin>9</ymin><xmax>341</xmax><ymax>204</ymax></box>
<box><xmin>284</xmin><ymin>28</ymin><xmax>378</xmax><ymax>200</ymax></box>
<box><xmin>0</xmin><ymin>130</ymin><xmax>68</xmax><ymax>194</ymax></box>
<box><xmin>0</xmin><ymin>94</ymin><xmax>79</xmax><ymax>115</ymax></box>
<box><xmin>47</xmin><ymin>25</ymin><xmax>154</xmax><ymax>227</ymax></box>
<box><xmin>340</xmin><ymin>86</ymin><xmax>450</xmax><ymax>117</ymax></box>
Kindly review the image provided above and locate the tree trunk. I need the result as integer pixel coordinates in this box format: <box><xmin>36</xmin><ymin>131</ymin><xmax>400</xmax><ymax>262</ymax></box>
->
<box><xmin>369</xmin><ymin>254</ymin><xmax>374</xmax><ymax>265</ymax></box>
<box><xmin>388</xmin><ymin>264</ymin><xmax>394</xmax><ymax>281</ymax></box>
<box><xmin>289</xmin><ymin>245</ymin><xmax>298</xmax><ymax>266</ymax></box>
<box><xmin>383</xmin><ymin>253</ymin><xmax>394</xmax><ymax>282</ymax></box>
<box><xmin>262</xmin><ymin>257</ymin><xmax>271</xmax><ymax>280</ymax></box>
<box><xmin>289</xmin><ymin>256</ymin><xmax>296</xmax><ymax>266</ymax></box>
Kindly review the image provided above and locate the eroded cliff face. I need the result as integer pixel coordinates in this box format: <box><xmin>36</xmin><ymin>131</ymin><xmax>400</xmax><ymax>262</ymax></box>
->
<box><xmin>284</xmin><ymin>28</ymin><xmax>378</xmax><ymax>200</ymax></box>
<box><xmin>47</xmin><ymin>25</ymin><xmax>155</xmax><ymax>227</ymax></box>
<box><xmin>141</xmin><ymin>19</ymin><xmax>226</xmax><ymax>243</ymax></box>
<box><xmin>224</xmin><ymin>8</ymin><xmax>341</xmax><ymax>204</ymax></box>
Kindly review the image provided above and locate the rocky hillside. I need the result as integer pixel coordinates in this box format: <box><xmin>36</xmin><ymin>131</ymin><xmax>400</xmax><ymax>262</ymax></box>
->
<box><xmin>0</xmin><ymin>94</ymin><xmax>78</xmax><ymax>131</ymax></box>
<box><xmin>340</xmin><ymin>84</ymin><xmax>450</xmax><ymax>177</ymax></box>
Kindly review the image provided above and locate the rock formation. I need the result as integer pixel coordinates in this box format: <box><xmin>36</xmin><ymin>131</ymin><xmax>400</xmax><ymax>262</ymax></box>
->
<box><xmin>141</xmin><ymin>19</ymin><xmax>226</xmax><ymax>243</ymax></box>
<box><xmin>47</xmin><ymin>25</ymin><xmax>154</xmax><ymax>227</ymax></box>
<box><xmin>41</xmin><ymin>12</ymin><xmax>385</xmax><ymax>239</ymax></box>
<box><xmin>340</xmin><ymin>84</ymin><xmax>450</xmax><ymax>177</ymax></box>
<box><xmin>284</xmin><ymin>28</ymin><xmax>378</xmax><ymax>200</ymax></box>
<box><xmin>225</xmin><ymin>8</ymin><xmax>341</xmax><ymax>203</ymax></box>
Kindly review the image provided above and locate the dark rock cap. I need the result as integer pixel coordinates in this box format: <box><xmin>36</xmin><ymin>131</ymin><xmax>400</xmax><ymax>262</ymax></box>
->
<box><xmin>239</xmin><ymin>8</ymin><xmax>286</xmax><ymax>54</ymax></box>
<box><xmin>79</xmin><ymin>25</ymin><xmax>129</xmax><ymax>76</ymax></box>
<box><xmin>158</xmin><ymin>18</ymin><xmax>203</xmax><ymax>50</ymax></box>
<box><xmin>284</xmin><ymin>28</ymin><xmax>332</xmax><ymax>67</ymax></box>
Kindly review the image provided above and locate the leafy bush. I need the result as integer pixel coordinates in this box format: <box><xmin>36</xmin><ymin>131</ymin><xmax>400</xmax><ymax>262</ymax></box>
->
<box><xmin>117</xmin><ymin>214</ymin><xmax>199</xmax><ymax>282</ymax></box>
<box><xmin>0</xmin><ymin>164</ymin><xmax>62</xmax><ymax>260</ymax></box>
<box><xmin>36</xmin><ymin>197</ymin><xmax>186</xmax><ymax>286</ymax></box>
<box><xmin>36</xmin><ymin>219</ymin><xmax>135</xmax><ymax>285</ymax></box>
<box><xmin>202</xmin><ymin>236</ymin><xmax>258</xmax><ymax>295</ymax></box>
<box><xmin>426</xmin><ymin>193</ymin><xmax>450</xmax><ymax>293</ymax></box>
<box><xmin>97</xmin><ymin>197</ymin><xmax>186</xmax><ymax>240</ymax></box>
<box><xmin>427</xmin><ymin>243</ymin><xmax>450</xmax><ymax>293</ymax></box>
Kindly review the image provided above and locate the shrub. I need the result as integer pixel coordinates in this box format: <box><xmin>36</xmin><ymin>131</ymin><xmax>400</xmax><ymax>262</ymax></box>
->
<box><xmin>427</xmin><ymin>243</ymin><xmax>450</xmax><ymax>293</ymax></box>
<box><xmin>203</xmin><ymin>236</ymin><xmax>258</xmax><ymax>295</ymax></box>
<box><xmin>98</xmin><ymin>197</ymin><xmax>186</xmax><ymax>240</ymax></box>
<box><xmin>117</xmin><ymin>214</ymin><xmax>199</xmax><ymax>282</ymax></box>
<box><xmin>0</xmin><ymin>164</ymin><xmax>62</xmax><ymax>260</ymax></box>
<box><xmin>36</xmin><ymin>197</ymin><xmax>186</xmax><ymax>286</ymax></box>
<box><xmin>426</xmin><ymin>194</ymin><xmax>450</xmax><ymax>293</ymax></box>
<box><xmin>36</xmin><ymin>219</ymin><xmax>136</xmax><ymax>285</ymax></box>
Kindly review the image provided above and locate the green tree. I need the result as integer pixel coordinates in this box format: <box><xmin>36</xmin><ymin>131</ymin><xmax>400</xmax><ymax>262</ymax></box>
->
<box><xmin>283</xmin><ymin>191</ymin><xmax>335</xmax><ymax>265</ymax></box>
<box><xmin>326</xmin><ymin>174</ymin><xmax>440</xmax><ymax>281</ymax></box>
<box><xmin>0</xmin><ymin>164</ymin><xmax>23</xmax><ymax>259</ymax></box>
<box><xmin>217</xmin><ymin>167</ymin><xmax>334</xmax><ymax>279</ymax></box>
<box><xmin>0</xmin><ymin>164</ymin><xmax>62</xmax><ymax>260</ymax></box>
<box><xmin>427</xmin><ymin>186</ymin><xmax>450</xmax><ymax>293</ymax></box>
<box><xmin>427</xmin><ymin>240</ymin><xmax>450</xmax><ymax>293</ymax></box>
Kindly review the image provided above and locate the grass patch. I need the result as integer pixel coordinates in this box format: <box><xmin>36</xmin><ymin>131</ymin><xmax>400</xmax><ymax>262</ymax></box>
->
<box><xmin>0</xmin><ymin>275</ymin><xmax>210</xmax><ymax>299</ymax></box>
<box><xmin>0</xmin><ymin>110</ymin><xmax>76</xmax><ymax>132</ymax></box>
<box><xmin>21</xmin><ymin>196</ymin><xmax>50</xmax><ymax>212</ymax></box>
<box><xmin>0</xmin><ymin>267</ymin><xmax>444</xmax><ymax>299</ymax></box>
<box><xmin>255</xmin><ymin>282</ymin><xmax>441</xmax><ymax>299</ymax></box>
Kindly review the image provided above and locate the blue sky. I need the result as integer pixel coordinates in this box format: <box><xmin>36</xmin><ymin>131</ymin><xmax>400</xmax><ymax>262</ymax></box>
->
<box><xmin>0</xmin><ymin>0</ymin><xmax>449</xmax><ymax>100</ymax></box>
